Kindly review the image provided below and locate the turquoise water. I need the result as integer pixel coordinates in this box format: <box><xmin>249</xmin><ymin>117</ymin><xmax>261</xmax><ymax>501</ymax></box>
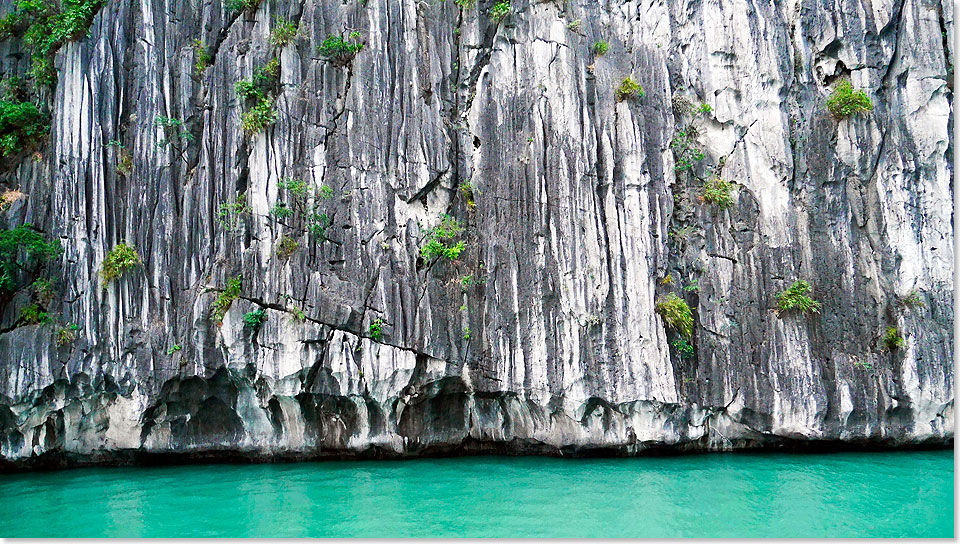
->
<box><xmin>0</xmin><ymin>450</ymin><xmax>952</xmax><ymax>538</ymax></box>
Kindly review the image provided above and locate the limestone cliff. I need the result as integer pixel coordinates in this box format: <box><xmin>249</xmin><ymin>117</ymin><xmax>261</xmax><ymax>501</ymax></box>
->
<box><xmin>0</xmin><ymin>0</ymin><xmax>953</xmax><ymax>469</ymax></box>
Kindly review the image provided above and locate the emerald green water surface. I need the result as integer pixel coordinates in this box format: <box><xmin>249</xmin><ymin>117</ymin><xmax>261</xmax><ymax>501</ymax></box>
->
<box><xmin>0</xmin><ymin>450</ymin><xmax>952</xmax><ymax>538</ymax></box>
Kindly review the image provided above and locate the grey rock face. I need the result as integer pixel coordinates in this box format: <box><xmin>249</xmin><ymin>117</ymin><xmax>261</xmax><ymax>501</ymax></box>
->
<box><xmin>0</xmin><ymin>0</ymin><xmax>953</xmax><ymax>468</ymax></box>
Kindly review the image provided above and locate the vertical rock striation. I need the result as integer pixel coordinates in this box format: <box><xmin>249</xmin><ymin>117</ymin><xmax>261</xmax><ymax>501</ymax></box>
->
<box><xmin>0</xmin><ymin>0</ymin><xmax>952</xmax><ymax>468</ymax></box>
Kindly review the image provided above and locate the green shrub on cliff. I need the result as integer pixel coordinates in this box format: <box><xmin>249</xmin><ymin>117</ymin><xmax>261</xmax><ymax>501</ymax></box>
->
<box><xmin>615</xmin><ymin>77</ymin><xmax>644</xmax><ymax>102</ymax></box>
<box><xmin>117</xmin><ymin>150</ymin><xmax>133</xmax><ymax>175</ymax></box>
<box><xmin>243</xmin><ymin>308</ymin><xmax>266</xmax><ymax>331</ymax></box>
<box><xmin>18</xmin><ymin>302</ymin><xmax>50</xmax><ymax>325</ymax></box>
<box><xmin>670</xmin><ymin>127</ymin><xmax>704</xmax><ymax>172</ymax></box>
<box><xmin>278</xmin><ymin>177</ymin><xmax>309</xmax><ymax>201</ymax></box>
<box><xmin>235</xmin><ymin>79</ymin><xmax>261</xmax><ymax>101</ymax></box>
<box><xmin>155</xmin><ymin>116</ymin><xmax>194</xmax><ymax>149</ymax></box>
<box><xmin>236</xmin><ymin>60</ymin><xmax>280</xmax><ymax>134</ymax></box>
<box><xmin>259</xmin><ymin>58</ymin><xmax>280</xmax><ymax>80</ymax></box>
<box><xmin>269</xmin><ymin>201</ymin><xmax>293</xmax><ymax>219</ymax></box>
<box><xmin>901</xmin><ymin>290</ymin><xmax>925</xmax><ymax>309</ymax></box>
<box><xmin>211</xmin><ymin>274</ymin><xmax>242</xmax><ymax>324</ymax></box>
<box><xmin>217</xmin><ymin>193</ymin><xmax>252</xmax><ymax>231</ymax></box>
<box><xmin>489</xmin><ymin>1</ymin><xmax>510</xmax><ymax>22</ymax></box>
<box><xmin>270</xmin><ymin>17</ymin><xmax>297</xmax><ymax>47</ymax></box>
<box><xmin>458</xmin><ymin>181</ymin><xmax>477</xmax><ymax>209</ymax></box>
<box><xmin>0</xmin><ymin>0</ymin><xmax>106</xmax><ymax>85</ymax></box>
<box><xmin>42</xmin><ymin>0</ymin><xmax>104</xmax><ymax>42</ymax></box>
<box><xmin>0</xmin><ymin>77</ymin><xmax>27</xmax><ymax>103</ymax></box>
<box><xmin>826</xmin><ymin>80</ymin><xmax>873</xmax><ymax>118</ymax></box>
<box><xmin>193</xmin><ymin>39</ymin><xmax>212</xmax><ymax>74</ymax></box>
<box><xmin>56</xmin><ymin>323</ymin><xmax>79</xmax><ymax>345</ymax></box>
<box><xmin>226</xmin><ymin>0</ymin><xmax>262</xmax><ymax>13</ymax></box>
<box><xmin>369</xmin><ymin>318</ymin><xmax>383</xmax><ymax>340</ymax></box>
<box><xmin>420</xmin><ymin>215</ymin><xmax>466</xmax><ymax>261</ymax></box>
<box><xmin>0</xmin><ymin>224</ymin><xmax>61</xmax><ymax>292</ymax></box>
<box><xmin>0</xmin><ymin>99</ymin><xmax>49</xmax><ymax>157</ymax></box>
<box><xmin>883</xmin><ymin>326</ymin><xmax>905</xmax><ymax>351</ymax></box>
<box><xmin>307</xmin><ymin>210</ymin><xmax>331</xmax><ymax>239</ymax></box>
<box><xmin>421</xmin><ymin>238</ymin><xmax>465</xmax><ymax>260</ymax></box>
<box><xmin>699</xmin><ymin>177</ymin><xmax>735</xmax><ymax>209</ymax></box>
<box><xmin>775</xmin><ymin>280</ymin><xmax>821</xmax><ymax>316</ymax></box>
<box><xmin>31</xmin><ymin>276</ymin><xmax>53</xmax><ymax>301</ymax></box>
<box><xmin>276</xmin><ymin>235</ymin><xmax>299</xmax><ymax>258</ymax></box>
<box><xmin>655</xmin><ymin>293</ymin><xmax>693</xmax><ymax>338</ymax></box>
<box><xmin>670</xmin><ymin>337</ymin><xmax>695</xmax><ymax>359</ymax></box>
<box><xmin>318</xmin><ymin>33</ymin><xmax>364</xmax><ymax>65</ymax></box>
<box><xmin>0</xmin><ymin>10</ymin><xmax>20</xmax><ymax>36</ymax></box>
<box><xmin>100</xmin><ymin>242</ymin><xmax>140</xmax><ymax>282</ymax></box>
<box><xmin>241</xmin><ymin>97</ymin><xmax>277</xmax><ymax>134</ymax></box>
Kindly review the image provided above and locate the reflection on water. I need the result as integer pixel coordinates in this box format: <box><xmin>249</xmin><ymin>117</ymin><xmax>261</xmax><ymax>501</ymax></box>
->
<box><xmin>0</xmin><ymin>450</ymin><xmax>952</xmax><ymax>538</ymax></box>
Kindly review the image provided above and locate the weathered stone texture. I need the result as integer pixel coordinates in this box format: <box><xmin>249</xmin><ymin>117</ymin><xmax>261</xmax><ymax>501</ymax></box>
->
<box><xmin>0</xmin><ymin>0</ymin><xmax>953</xmax><ymax>468</ymax></box>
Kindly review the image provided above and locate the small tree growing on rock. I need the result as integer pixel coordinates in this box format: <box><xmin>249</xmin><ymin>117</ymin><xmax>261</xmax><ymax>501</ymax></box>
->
<box><xmin>826</xmin><ymin>80</ymin><xmax>873</xmax><ymax>118</ymax></box>
<box><xmin>775</xmin><ymin>280</ymin><xmax>821</xmax><ymax>317</ymax></box>
<box><xmin>319</xmin><ymin>33</ymin><xmax>364</xmax><ymax>66</ymax></box>
<box><xmin>882</xmin><ymin>326</ymin><xmax>906</xmax><ymax>351</ymax></box>
<box><xmin>615</xmin><ymin>77</ymin><xmax>644</xmax><ymax>102</ymax></box>
<box><xmin>655</xmin><ymin>293</ymin><xmax>693</xmax><ymax>338</ymax></box>
<box><xmin>101</xmin><ymin>242</ymin><xmax>140</xmax><ymax>283</ymax></box>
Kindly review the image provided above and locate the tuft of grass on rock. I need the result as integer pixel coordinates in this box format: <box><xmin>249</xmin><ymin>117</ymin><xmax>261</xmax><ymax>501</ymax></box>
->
<box><xmin>655</xmin><ymin>293</ymin><xmax>693</xmax><ymax>338</ymax></box>
<box><xmin>615</xmin><ymin>77</ymin><xmax>644</xmax><ymax>102</ymax></box>
<box><xmin>775</xmin><ymin>280</ymin><xmax>821</xmax><ymax>316</ymax></box>
<box><xmin>826</xmin><ymin>79</ymin><xmax>873</xmax><ymax>118</ymax></box>
<box><xmin>883</xmin><ymin>326</ymin><xmax>905</xmax><ymax>351</ymax></box>
<box><xmin>101</xmin><ymin>242</ymin><xmax>140</xmax><ymax>282</ymax></box>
